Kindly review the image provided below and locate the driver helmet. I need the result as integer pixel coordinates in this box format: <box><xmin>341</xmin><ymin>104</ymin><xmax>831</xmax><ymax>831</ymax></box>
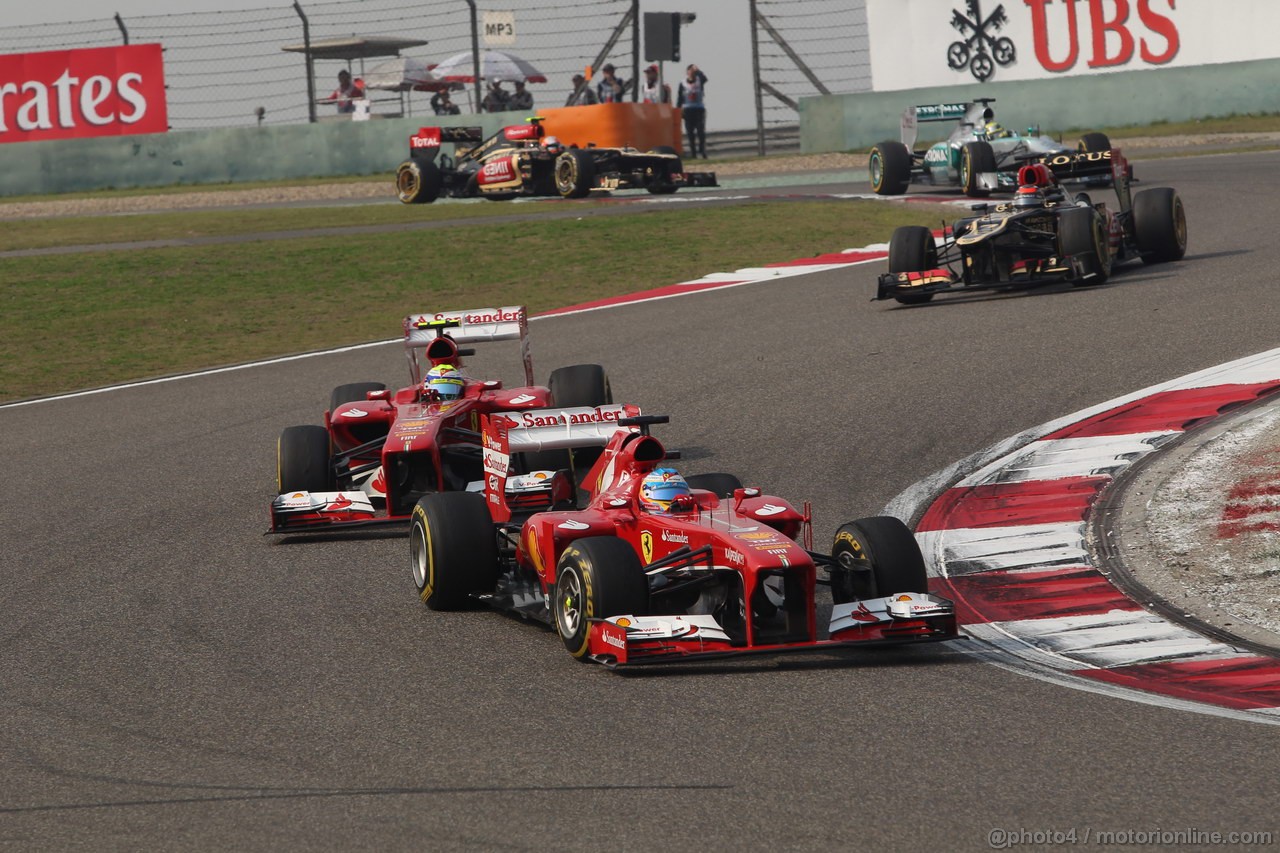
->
<box><xmin>541</xmin><ymin>135</ymin><xmax>563</xmax><ymax>155</ymax></box>
<box><xmin>424</xmin><ymin>363</ymin><xmax>465</xmax><ymax>401</ymax></box>
<box><xmin>1013</xmin><ymin>185</ymin><xmax>1045</xmax><ymax>209</ymax></box>
<box><xmin>639</xmin><ymin>468</ymin><xmax>692</xmax><ymax>513</ymax></box>
<box><xmin>984</xmin><ymin>121</ymin><xmax>1011</xmax><ymax>139</ymax></box>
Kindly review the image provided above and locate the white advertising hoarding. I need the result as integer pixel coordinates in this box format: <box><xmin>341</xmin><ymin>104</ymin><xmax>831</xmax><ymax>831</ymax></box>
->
<box><xmin>867</xmin><ymin>0</ymin><xmax>1280</xmax><ymax>92</ymax></box>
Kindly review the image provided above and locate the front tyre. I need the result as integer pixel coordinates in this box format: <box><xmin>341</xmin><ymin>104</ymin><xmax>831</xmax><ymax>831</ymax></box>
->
<box><xmin>1057</xmin><ymin>206</ymin><xmax>1111</xmax><ymax>286</ymax></box>
<box><xmin>1132</xmin><ymin>187</ymin><xmax>1187</xmax><ymax>264</ymax></box>
<box><xmin>868</xmin><ymin>141</ymin><xmax>912</xmax><ymax>195</ymax></box>
<box><xmin>554</xmin><ymin>537</ymin><xmax>649</xmax><ymax>660</ymax></box>
<box><xmin>886</xmin><ymin>224</ymin><xmax>938</xmax><ymax>305</ymax></box>
<box><xmin>277</xmin><ymin>425</ymin><xmax>332</xmax><ymax>494</ymax></box>
<box><xmin>959</xmin><ymin>141</ymin><xmax>996</xmax><ymax>197</ymax></box>
<box><xmin>830</xmin><ymin>517</ymin><xmax>927</xmax><ymax>604</ymax></box>
<box><xmin>396</xmin><ymin>159</ymin><xmax>442</xmax><ymax>204</ymax></box>
<box><xmin>410</xmin><ymin>492</ymin><xmax>498</xmax><ymax>611</ymax></box>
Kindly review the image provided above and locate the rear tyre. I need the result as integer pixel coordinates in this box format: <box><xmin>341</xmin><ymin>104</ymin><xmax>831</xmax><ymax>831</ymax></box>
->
<box><xmin>555</xmin><ymin>149</ymin><xmax>596</xmax><ymax>198</ymax></box>
<box><xmin>830</xmin><ymin>516</ymin><xmax>927</xmax><ymax>605</ymax></box>
<box><xmin>329</xmin><ymin>381</ymin><xmax>386</xmax><ymax>412</ymax></box>
<box><xmin>396</xmin><ymin>159</ymin><xmax>442</xmax><ymax>204</ymax></box>
<box><xmin>553</xmin><ymin>537</ymin><xmax>650</xmax><ymax>660</ymax></box>
<box><xmin>1057</xmin><ymin>206</ymin><xmax>1110</xmax><ymax>286</ymax></box>
<box><xmin>959</xmin><ymin>141</ymin><xmax>996</xmax><ymax>197</ymax></box>
<box><xmin>1078</xmin><ymin>132</ymin><xmax>1112</xmax><ymax>152</ymax></box>
<box><xmin>410</xmin><ymin>492</ymin><xmax>498</xmax><ymax>611</ymax></box>
<box><xmin>277</xmin><ymin>425</ymin><xmax>332</xmax><ymax>494</ymax></box>
<box><xmin>887</xmin><ymin>225</ymin><xmax>938</xmax><ymax>305</ymax></box>
<box><xmin>1132</xmin><ymin>187</ymin><xmax>1187</xmax><ymax>264</ymax></box>
<box><xmin>684</xmin><ymin>473</ymin><xmax>743</xmax><ymax>498</ymax></box>
<box><xmin>868</xmin><ymin>141</ymin><xmax>912</xmax><ymax>195</ymax></box>
<box><xmin>524</xmin><ymin>364</ymin><xmax>613</xmax><ymax>475</ymax></box>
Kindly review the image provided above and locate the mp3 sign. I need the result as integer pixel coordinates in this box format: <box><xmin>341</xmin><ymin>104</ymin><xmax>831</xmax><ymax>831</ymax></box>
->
<box><xmin>0</xmin><ymin>44</ymin><xmax>168</xmax><ymax>144</ymax></box>
<box><xmin>866</xmin><ymin>0</ymin><xmax>1280</xmax><ymax>92</ymax></box>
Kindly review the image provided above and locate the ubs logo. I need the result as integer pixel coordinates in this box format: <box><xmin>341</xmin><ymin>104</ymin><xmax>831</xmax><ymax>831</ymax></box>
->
<box><xmin>948</xmin><ymin>0</ymin><xmax>1016</xmax><ymax>82</ymax></box>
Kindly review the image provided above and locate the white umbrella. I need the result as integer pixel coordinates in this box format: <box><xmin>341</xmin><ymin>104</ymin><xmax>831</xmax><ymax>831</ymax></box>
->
<box><xmin>430</xmin><ymin>49</ymin><xmax>547</xmax><ymax>83</ymax></box>
<box><xmin>362</xmin><ymin>56</ymin><xmax>452</xmax><ymax>92</ymax></box>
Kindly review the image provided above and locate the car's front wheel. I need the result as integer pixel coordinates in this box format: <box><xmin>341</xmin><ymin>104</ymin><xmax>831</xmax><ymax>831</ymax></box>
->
<box><xmin>553</xmin><ymin>537</ymin><xmax>649</xmax><ymax>660</ymax></box>
<box><xmin>396</xmin><ymin>159</ymin><xmax>442</xmax><ymax>204</ymax></box>
<box><xmin>1058</xmin><ymin>206</ymin><xmax>1111</xmax><ymax>286</ymax></box>
<box><xmin>830</xmin><ymin>517</ymin><xmax>928</xmax><ymax>604</ymax></box>
<box><xmin>555</xmin><ymin>149</ymin><xmax>596</xmax><ymax>199</ymax></box>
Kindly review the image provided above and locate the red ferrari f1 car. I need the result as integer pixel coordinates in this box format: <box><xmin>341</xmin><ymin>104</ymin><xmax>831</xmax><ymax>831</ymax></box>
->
<box><xmin>409</xmin><ymin>414</ymin><xmax>958</xmax><ymax>667</ymax></box>
<box><xmin>270</xmin><ymin>306</ymin><xmax>618</xmax><ymax>533</ymax></box>
<box><xmin>394</xmin><ymin>118</ymin><xmax>718</xmax><ymax>203</ymax></box>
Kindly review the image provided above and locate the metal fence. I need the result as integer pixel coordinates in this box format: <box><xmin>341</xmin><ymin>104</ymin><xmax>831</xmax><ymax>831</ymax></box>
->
<box><xmin>0</xmin><ymin>0</ymin><xmax>636</xmax><ymax>130</ymax></box>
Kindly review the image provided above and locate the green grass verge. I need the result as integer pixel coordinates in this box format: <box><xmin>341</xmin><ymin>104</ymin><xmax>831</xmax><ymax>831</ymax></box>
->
<box><xmin>0</xmin><ymin>200</ymin><xmax>942</xmax><ymax>402</ymax></box>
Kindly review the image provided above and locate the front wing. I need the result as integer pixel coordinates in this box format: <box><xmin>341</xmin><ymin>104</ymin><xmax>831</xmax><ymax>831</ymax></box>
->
<box><xmin>584</xmin><ymin>592</ymin><xmax>958</xmax><ymax>668</ymax></box>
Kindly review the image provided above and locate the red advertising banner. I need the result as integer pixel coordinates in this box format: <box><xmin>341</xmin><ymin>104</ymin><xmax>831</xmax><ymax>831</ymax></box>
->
<box><xmin>0</xmin><ymin>44</ymin><xmax>168</xmax><ymax>144</ymax></box>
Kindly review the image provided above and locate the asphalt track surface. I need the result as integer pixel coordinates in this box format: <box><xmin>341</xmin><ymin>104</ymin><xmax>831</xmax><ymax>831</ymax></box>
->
<box><xmin>3</xmin><ymin>153</ymin><xmax>1278</xmax><ymax>850</ymax></box>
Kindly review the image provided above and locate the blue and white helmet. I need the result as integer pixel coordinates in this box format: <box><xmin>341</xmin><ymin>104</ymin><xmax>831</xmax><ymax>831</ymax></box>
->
<box><xmin>639</xmin><ymin>467</ymin><xmax>692</xmax><ymax>513</ymax></box>
<box><xmin>425</xmin><ymin>363</ymin><xmax>465</xmax><ymax>400</ymax></box>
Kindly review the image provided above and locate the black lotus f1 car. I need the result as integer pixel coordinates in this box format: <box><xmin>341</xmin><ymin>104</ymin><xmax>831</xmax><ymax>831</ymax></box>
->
<box><xmin>875</xmin><ymin>148</ymin><xmax>1186</xmax><ymax>305</ymax></box>
<box><xmin>395</xmin><ymin>118</ymin><xmax>717</xmax><ymax>203</ymax></box>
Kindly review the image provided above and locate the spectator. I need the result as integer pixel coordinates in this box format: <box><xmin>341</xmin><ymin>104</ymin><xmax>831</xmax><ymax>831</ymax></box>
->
<box><xmin>596</xmin><ymin>63</ymin><xmax>626</xmax><ymax>104</ymax></box>
<box><xmin>430</xmin><ymin>89</ymin><xmax>461</xmax><ymax>116</ymax></box>
<box><xmin>638</xmin><ymin>64</ymin><xmax>671</xmax><ymax>104</ymax></box>
<box><xmin>481</xmin><ymin>79</ymin><xmax>510</xmax><ymax>113</ymax></box>
<box><xmin>508</xmin><ymin>79</ymin><xmax>534</xmax><ymax>112</ymax></box>
<box><xmin>328</xmin><ymin>69</ymin><xmax>364</xmax><ymax>114</ymax></box>
<box><xmin>677</xmin><ymin>63</ymin><xmax>708</xmax><ymax>158</ymax></box>
<box><xmin>565</xmin><ymin>73</ymin><xmax>598</xmax><ymax>107</ymax></box>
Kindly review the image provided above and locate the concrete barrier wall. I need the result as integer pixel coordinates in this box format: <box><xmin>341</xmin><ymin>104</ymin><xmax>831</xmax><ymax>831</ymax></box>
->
<box><xmin>799</xmin><ymin>58</ymin><xmax>1280</xmax><ymax>155</ymax></box>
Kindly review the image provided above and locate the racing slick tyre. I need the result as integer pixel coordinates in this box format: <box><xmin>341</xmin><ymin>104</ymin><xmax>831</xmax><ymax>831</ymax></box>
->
<box><xmin>959</xmin><ymin>141</ymin><xmax>996</xmax><ymax>197</ymax></box>
<box><xmin>1077</xmin><ymin>132</ymin><xmax>1112</xmax><ymax>153</ymax></box>
<box><xmin>684</xmin><ymin>473</ymin><xmax>743</xmax><ymax>499</ymax></box>
<box><xmin>277</xmin><ymin>425</ymin><xmax>333</xmax><ymax>494</ymax></box>
<box><xmin>396</xmin><ymin>158</ymin><xmax>443</xmax><ymax>204</ymax></box>
<box><xmin>645</xmin><ymin>146</ymin><xmax>682</xmax><ymax>195</ymax></box>
<box><xmin>329</xmin><ymin>381</ymin><xmax>386</xmax><ymax>412</ymax></box>
<box><xmin>829</xmin><ymin>517</ymin><xmax>927</xmax><ymax>605</ymax></box>
<box><xmin>410</xmin><ymin>492</ymin><xmax>499</xmax><ymax>611</ymax></box>
<box><xmin>887</xmin><ymin>225</ymin><xmax>938</xmax><ymax>305</ymax></box>
<box><xmin>1057</xmin><ymin>206</ymin><xmax>1111</xmax><ymax>286</ymax></box>
<box><xmin>524</xmin><ymin>364</ymin><xmax>614</xmax><ymax>476</ymax></box>
<box><xmin>555</xmin><ymin>149</ymin><xmax>596</xmax><ymax>199</ymax></box>
<box><xmin>1132</xmin><ymin>187</ymin><xmax>1188</xmax><ymax>264</ymax></box>
<box><xmin>553</xmin><ymin>536</ymin><xmax>650</xmax><ymax>660</ymax></box>
<box><xmin>868</xmin><ymin>140</ymin><xmax>912</xmax><ymax>195</ymax></box>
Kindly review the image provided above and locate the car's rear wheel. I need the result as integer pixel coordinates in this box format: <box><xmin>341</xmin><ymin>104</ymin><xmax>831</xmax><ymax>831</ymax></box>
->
<box><xmin>523</xmin><ymin>364</ymin><xmax>613</xmax><ymax>476</ymax></box>
<box><xmin>553</xmin><ymin>537</ymin><xmax>650</xmax><ymax>660</ymax></box>
<box><xmin>278</xmin><ymin>425</ymin><xmax>332</xmax><ymax>494</ymax></box>
<box><xmin>555</xmin><ymin>149</ymin><xmax>596</xmax><ymax>198</ymax></box>
<box><xmin>329</xmin><ymin>381</ymin><xmax>386</xmax><ymax>412</ymax></box>
<box><xmin>1132</xmin><ymin>186</ymin><xmax>1187</xmax><ymax>264</ymax></box>
<box><xmin>1078</xmin><ymin>132</ymin><xmax>1112</xmax><ymax>152</ymax></box>
<box><xmin>886</xmin><ymin>225</ymin><xmax>938</xmax><ymax>305</ymax></box>
<box><xmin>1058</xmin><ymin>206</ymin><xmax>1111</xmax><ymax>286</ymax></box>
<box><xmin>960</xmin><ymin>141</ymin><xmax>996</xmax><ymax>197</ymax></box>
<box><xmin>684</xmin><ymin>473</ymin><xmax>743</xmax><ymax>499</ymax></box>
<box><xmin>830</xmin><ymin>516</ymin><xmax>927</xmax><ymax>604</ymax></box>
<box><xmin>868</xmin><ymin>140</ymin><xmax>912</xmax><ymax>195</ymax></box>
<box><xmin>410</xmin><ymin>492</ymin><xmax>498</xmax><ymax>611</ymax></box>
<box><xmin>396</xmin><ymin>159</ymin><xmax>442</xmax><ymax>204</ymax></box>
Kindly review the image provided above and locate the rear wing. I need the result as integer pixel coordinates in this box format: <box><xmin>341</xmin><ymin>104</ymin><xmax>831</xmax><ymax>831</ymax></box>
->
<box><xmin>900</xmin><ymin>99</ymin><xmax>992</xmax><ymax>149</ymax></box>
<box><xmin>407</xmin><ymin>126</ymin><xmax>485</xmax><ymax>160</ymax></box>
<box><xmin>481</xmin><ymin>406</ymin><xmax>640</xmax><ymax>521</ymax></box>
<box><xmin>403</xmin><ymin>306</ymin><xmax>533</xmax><ymax>386</ymax></box>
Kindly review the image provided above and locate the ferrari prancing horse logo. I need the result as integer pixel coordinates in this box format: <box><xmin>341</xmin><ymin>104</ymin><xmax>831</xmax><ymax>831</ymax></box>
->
<box><xmin>640</xmin><ymin>531</ymin><xmax>654</xmax><ymax>565</ymax></box>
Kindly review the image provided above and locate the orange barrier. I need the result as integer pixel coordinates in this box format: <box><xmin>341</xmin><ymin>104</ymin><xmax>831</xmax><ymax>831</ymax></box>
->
<box><xmin>535</xmin><ymin>103</ymin><xmax>684</xmax><ymax>155</ymax></box>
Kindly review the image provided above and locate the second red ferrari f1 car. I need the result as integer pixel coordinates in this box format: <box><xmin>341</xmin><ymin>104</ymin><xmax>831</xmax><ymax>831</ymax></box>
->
<box><xmin>409</xmin><ymin>414</ymin><xmax>958</xmax><ymax>667</ymax></box>
<box><xmin>395</xmin><ymin>118</ymin><xmax>718</xmax><ymax>203</ymax></box>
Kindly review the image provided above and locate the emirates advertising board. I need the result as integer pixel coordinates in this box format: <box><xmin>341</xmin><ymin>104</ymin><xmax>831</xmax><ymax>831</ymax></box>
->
<box><xmin>866</xmin><ymin>0</ymin><xmax>1280</xmax><ymax>92</ymax></box>
<box><xmin>0</xmin><ymin>44</ymin><xmax>168</xmax><ymax>144</ymax></box>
